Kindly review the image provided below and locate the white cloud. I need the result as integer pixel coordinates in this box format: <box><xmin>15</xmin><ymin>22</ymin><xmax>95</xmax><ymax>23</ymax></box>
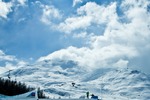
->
<box><xmin>121</xmin><ymin>0</ymin><xmax>149</xmax><ymax>9</ymax></box>
<box><xmin>38</xmin><ymin>45</ymin><xmax>137</xmax><ymax>71</ymax></box>
<box><xmin>72</xmin><ymin>0</ymin><xmax>83</xmax><ymax>7</ymax></box>
<box><xmin>0</xmin><ymin>50</ymin><xmax>16</xmax><ymax>61</ymax></box>
<box><xmin>0</xmin><ymin>0</ymin><xmax>26</xmax><ymax>19</ymax></box>
<box><xmin>89</xmin><ymin>0</ymin><xmax>150</xmax><ymax>72</ymax></box>
<box><xmin>5</xmin><ymin>62</ymin><xmax>16</xmax><ymax>70</ymax></box>
<box><xmin>0</xmin><ymin>0</ymin><xmax>12</xmax><ymax>19</ymax></box>
<box><xmin>73</xmin><ymin>32</ymin><xmax>88</xmax><ymax>38</ymax></box>
<box><xmin>41</xmin><ymin>5</ymin><xmax>62</xmax><ymax>25</ymax></box>
<box><xmin>0</xmin><ymin>61</ymin><xmax>26</xmax><ymax>74</ymax></box>
<box><xmin>0</xmin><ymin>50</ymin><xmax>28</xmax><ymax>73</ymax></box>
<box><xmin>0</xmin><ymin>50</ymin><xmax>4</xmax><ymax>55</ymax></box>
<box><xmin>58</xmin><ymin>16</ymin><xmax>92</xmax><ymax>33</ymax></box>
<box><xmin>17</xmin><ymin>60</ymin><xmax>28</xmax><ymax>67</ymax></box>
<box><xmin>113</xmin><ymin>59</ymin><xmax>129</xmax><ymax>68</ymax></box>
<box><xmin>77</xmin><ymin>2</ymin><xmax>117</xmax><ymax>24</ymax></box>
<box><xmin>0</xmin><ymin>50</ymin><xmax>27</xmax><ymax>65</ymax></box>
<box><xmin>0</xmin><ymin>67</ymin><xmax>8</xmax><ymax>74</ymax></box>
<box><xmin>38</xmin><ymin>0</ymin><xmax>150</xmax><ymax>73</ymax></box>
<box><xmin>58</xmin><ymin>2</ymin><xmax>117</xmax><ymax>33</ymax></box>
<box><xmin>17</xmin><ymin>0</ymin><xmax>27</xmax><ymax>6</ymax></box>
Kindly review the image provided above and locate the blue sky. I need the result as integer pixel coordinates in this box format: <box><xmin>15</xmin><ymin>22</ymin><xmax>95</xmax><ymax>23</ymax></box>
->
<box><xmin>0</xmin><ymin>0</ymin><xmax>150</xmax><ymax>74</ymax></box>
<box><xmin>0</xmin><ymin>0</ymin><xmax>88</xmax><ymax>59</ymax></box>
<box><xmin>0</xmin><ymin>0</ymin><xmax>62</xmax><ymax>59</ymax></box>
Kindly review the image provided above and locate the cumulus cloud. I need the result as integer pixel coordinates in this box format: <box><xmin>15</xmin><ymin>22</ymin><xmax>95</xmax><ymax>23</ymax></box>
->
<box><xmin>72</xmin><ymin>0</ymin><xmax>83</xmax><ymax>7</ymax></box>
<box><xmin>58</xmin><ymin>2</ymin><xmax>117</xmax><ymax>33</ymax></box>
<box><xmin>38</xmin><ymin>44</ymin><xmax>137</xmax><ymax>71</ymax></box>
<box><xmin>58</xmin><ymin>16</ymin><xmax>92</xmax><ymax>33</ymax></box>
<box><xmin>0</xmin><ymin>0</ymin><xmax>28</xmax><ymax>20</ymax></box>
<box><xmin>38</xmin><ymin>0</ymin><xmax>150</xmax><ymax>73</ymax></box>
<box><xmin>77</xmin><ymin>2</ymin><xmax>117</xmax><ymax>24</ymax></box>
<box><xmin>0</xmin><ymin>0</ymin><xmax>12</xmax><ymax>19</ymax></box>
<box><xmin>41</xmin><ymin>5</ymin><xmax>62</xmax><ymax>25</ymax></box>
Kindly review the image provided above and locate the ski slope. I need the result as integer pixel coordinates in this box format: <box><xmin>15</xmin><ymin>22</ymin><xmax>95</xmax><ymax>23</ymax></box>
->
<box><xmin>1</xmin><ymin>60</ymin><xmax>150</xmax><ymax>100</ymax></box>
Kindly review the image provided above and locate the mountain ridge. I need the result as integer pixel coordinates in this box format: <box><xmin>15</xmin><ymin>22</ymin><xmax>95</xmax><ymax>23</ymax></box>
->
<box><xmin>1</xmin><ymin>61</ymin><xmax>150</xmax><ymax>100</ymax></box>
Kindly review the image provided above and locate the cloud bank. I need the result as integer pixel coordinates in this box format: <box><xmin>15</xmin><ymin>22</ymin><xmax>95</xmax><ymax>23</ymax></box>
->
<box><xmin>38</xmin><ymin>0</ymin><xmax>150</xmax><ymax>73</ymax></box>
<box><xmin>58</xmin><ymin>2</ymin><xmax>117</xmax><ymax>33</ymax></box>
<box><xmin>0</xmin><ymin>0</ymin><xmax>150</xmax><ymax>74</ymax></box>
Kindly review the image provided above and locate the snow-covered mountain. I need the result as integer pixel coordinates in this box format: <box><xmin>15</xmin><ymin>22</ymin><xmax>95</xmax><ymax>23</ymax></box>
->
<box><xmin>1</xmin><ymin>60</ymin><xmax>150</xmax><ymax>100</ymax></box>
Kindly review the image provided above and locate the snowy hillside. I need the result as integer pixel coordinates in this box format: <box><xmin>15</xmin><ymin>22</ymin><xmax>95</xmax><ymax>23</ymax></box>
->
<box><xmin>1</xmin><ymin>60</ymin><xmax>150</xmax><ymax>100</ymax></box>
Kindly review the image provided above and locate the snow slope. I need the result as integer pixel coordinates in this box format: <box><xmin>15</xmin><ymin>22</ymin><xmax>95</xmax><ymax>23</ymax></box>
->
<box><xmin>1</xmin><ymin>60</ymin><xmax>150</xmax><ymax>100</ymax></box>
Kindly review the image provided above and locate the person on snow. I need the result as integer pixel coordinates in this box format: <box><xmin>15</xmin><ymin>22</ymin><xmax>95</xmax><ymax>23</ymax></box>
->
<box><xmin>91</xmin><ymin>94</ymin><xmax>99</xmax><ymax>100</ymax></box>
<box><xmin>86</xmin><ymin>91</ymin><xmax>89</xmax><ymax>99</ymax></box>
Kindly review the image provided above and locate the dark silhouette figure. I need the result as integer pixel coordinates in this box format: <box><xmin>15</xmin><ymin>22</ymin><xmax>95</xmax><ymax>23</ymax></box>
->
<box><xmin>86</xmin><ymin>91</ymin><xmax>89</xmax><ymax>99</ymax></box>
<box><xmin>72</xmin><ymin>82</ymin><xmax>75</xmax><ymax>87</ymax></box>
